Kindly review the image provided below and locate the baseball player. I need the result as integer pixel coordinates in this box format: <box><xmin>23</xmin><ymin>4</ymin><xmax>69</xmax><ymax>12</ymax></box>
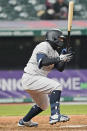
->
<box><xmin>18</xmin><ymin>29</ymin><xmax>73</xmax><ymax>127</ymax></box>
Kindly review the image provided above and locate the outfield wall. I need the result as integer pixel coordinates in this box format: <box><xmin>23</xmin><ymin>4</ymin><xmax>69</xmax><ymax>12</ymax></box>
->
<box><xmin>0</xmin><ymin>20</ymin><xmax>87</xmax><ymax>36</ymax></box>
<box><xmin>0</xmin><ymin>70</ymin><xmax>87</xmax><ymax>103</ymax></box>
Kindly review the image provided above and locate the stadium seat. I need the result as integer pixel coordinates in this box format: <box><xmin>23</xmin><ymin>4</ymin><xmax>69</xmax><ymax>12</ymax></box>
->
<box><xmin>0</xmin><ymin>0</ymin><xmax>86</xmax><ymax>20</ymax></box>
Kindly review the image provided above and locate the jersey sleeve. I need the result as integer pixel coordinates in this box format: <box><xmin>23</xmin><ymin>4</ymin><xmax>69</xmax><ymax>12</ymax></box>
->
<box><xmin>36</xmin><ymin>42</ymin><xmax>48</xmax><ymax>56</ymax></box>
<box><xmin>36</xmin><ymin>42</ymin><xmax>48</xmax><ymax>68</ymax></box>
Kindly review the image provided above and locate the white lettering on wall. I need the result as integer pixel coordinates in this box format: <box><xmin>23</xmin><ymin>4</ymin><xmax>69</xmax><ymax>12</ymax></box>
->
<box><xmin>0</xmin><ymin>77</ymin><xmax>81</xmax><ymax>91</ymax></box>
<box><xmin>60</xmin><ymin>78</ymin><xmax>72</xmax><ymax>90</ymax></box>
<box><xmin>53</xmin><ymin>77</ymin><xmax>80</xmax><ymax>90</ymax></box>
<box><xmin>72</xmin><ymin>77</ymin><xmax>80</xmax><ymax>90</ymax></box>
<box><xmin>0</xmin><ymin>78</ymin><xmax>23</xmax><ymax>91</ymax></box>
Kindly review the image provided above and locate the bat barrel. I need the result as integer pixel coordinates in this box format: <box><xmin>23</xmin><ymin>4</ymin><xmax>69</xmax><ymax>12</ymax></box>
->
<box><xmin>67</xmin><ymin>1</ymin><xmax>74</xmax><ymax>52</ymax></box>
<box><xmin>68</xmin><ymin>1</ymin><xmax>74</xmax><ymax>31</ymax></box>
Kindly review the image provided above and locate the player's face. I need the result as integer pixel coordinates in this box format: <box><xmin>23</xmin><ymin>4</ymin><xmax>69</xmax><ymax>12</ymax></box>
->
<box><xmin>55</xmin><ymin>37</ymin><xmax>64</xmax><ymax>51</ymax></box>
<box><xmin>59</xmin><ymin>38</ymin><xmax>64</xmax><ymax>42</ymax></box>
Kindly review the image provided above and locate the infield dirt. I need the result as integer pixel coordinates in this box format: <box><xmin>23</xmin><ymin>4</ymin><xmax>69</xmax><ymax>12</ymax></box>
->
<box><xmin>0</xmin><ymin>115</ymin><xmax>87</xmax><ymax>131</ymax></box>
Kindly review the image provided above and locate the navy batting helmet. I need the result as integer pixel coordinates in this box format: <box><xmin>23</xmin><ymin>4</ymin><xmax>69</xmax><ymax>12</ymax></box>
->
<box><xmin>46</xmin><ymin>29</ymin><xmax>65</xmax><ymax>50</ymax></box>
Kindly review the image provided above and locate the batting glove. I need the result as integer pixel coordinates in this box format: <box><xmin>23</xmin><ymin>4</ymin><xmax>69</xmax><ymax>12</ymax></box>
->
<box><xmin>61</xmin><ymin>48</ymin><xmax>67</xmax><ymax>54</ymax></box>
<box><xmin>60</xmin><ymin>53</ymin><xmax>73</xmax><ymax>62</ymax></box>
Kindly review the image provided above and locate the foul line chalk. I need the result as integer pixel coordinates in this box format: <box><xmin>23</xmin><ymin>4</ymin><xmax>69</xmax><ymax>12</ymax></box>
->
<box><xmin>60</xmin><ymin>125</ymin><xmax>87</xmax><ymax>128</ymax></box>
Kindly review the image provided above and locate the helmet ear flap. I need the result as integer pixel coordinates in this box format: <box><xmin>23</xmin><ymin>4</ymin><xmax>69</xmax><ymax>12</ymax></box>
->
<box><xmin>53</xmin><ymin>37</ymin><xmax>57</xmax><ymax>41</ymax></box>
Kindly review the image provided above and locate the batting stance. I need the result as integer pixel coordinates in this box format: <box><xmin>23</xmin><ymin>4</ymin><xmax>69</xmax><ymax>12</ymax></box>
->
<box><xmin>18</xmin><ymin>29</ymin><xmax>73</xmax><ymax>127</ymax></box>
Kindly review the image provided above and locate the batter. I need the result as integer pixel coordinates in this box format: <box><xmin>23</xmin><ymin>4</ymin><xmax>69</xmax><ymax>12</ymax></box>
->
<box><xmin>18</xmin><ymin>29</ymin><xmax>73</xmax><ymax>127</ymax></box>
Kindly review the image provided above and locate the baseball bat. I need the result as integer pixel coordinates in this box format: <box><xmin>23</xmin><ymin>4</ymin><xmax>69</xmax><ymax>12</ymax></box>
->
<box><xmin>67</xmin><ymin>1</ymin><xmax>74</xmax><ymax>52</ymax></box>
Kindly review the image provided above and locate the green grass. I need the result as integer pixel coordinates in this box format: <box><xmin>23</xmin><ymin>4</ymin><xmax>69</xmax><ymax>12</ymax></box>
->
<box><xmin>0</xmin><ymin>104</ymin><xmax>87</xmax><ymax>116</ymax></box>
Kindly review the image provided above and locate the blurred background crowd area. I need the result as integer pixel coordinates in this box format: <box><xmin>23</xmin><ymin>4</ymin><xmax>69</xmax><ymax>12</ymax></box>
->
<box><xmin>0</xmin><ymin>0</ymin><xmax>86</xmax><ymax>20</ymax></box>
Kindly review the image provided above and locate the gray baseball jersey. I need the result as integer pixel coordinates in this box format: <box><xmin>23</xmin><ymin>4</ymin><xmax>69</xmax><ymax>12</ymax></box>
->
<box><xmin>22</xmin><ymin>41</ymin><xmax>62</xmax><ymax>110</ymax></box>
<box><xmin>24</xmin><ymin>41</ymin><xmax>59</xmax><ymax>76</ymax></box>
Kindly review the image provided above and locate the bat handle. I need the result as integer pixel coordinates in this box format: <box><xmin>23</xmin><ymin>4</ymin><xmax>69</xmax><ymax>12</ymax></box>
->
<box><xmin>67</xmin><ymin>31</ymin><xmax>70</xmax><ymax>53</ymax></box>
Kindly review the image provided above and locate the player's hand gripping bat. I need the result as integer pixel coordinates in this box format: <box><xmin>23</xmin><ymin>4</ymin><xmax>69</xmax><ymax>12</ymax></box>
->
<box><xmin>67</xmin><ymin>1</ymin><xmax>74</xmax><ymax>52</ymax></box>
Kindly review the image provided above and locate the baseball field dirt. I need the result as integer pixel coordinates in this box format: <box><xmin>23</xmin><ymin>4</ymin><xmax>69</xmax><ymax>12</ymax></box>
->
<box><xmin>0</xmin><ymin>115</ymin><xmax>87</xmax><ymax>131</ymax></box>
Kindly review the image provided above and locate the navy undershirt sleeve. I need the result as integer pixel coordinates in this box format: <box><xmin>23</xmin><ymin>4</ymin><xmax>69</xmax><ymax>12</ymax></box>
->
<box><xmin>37</xmin><ymin>53</ymin><xmax>47</xmax><ymax>69</ymax></box>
